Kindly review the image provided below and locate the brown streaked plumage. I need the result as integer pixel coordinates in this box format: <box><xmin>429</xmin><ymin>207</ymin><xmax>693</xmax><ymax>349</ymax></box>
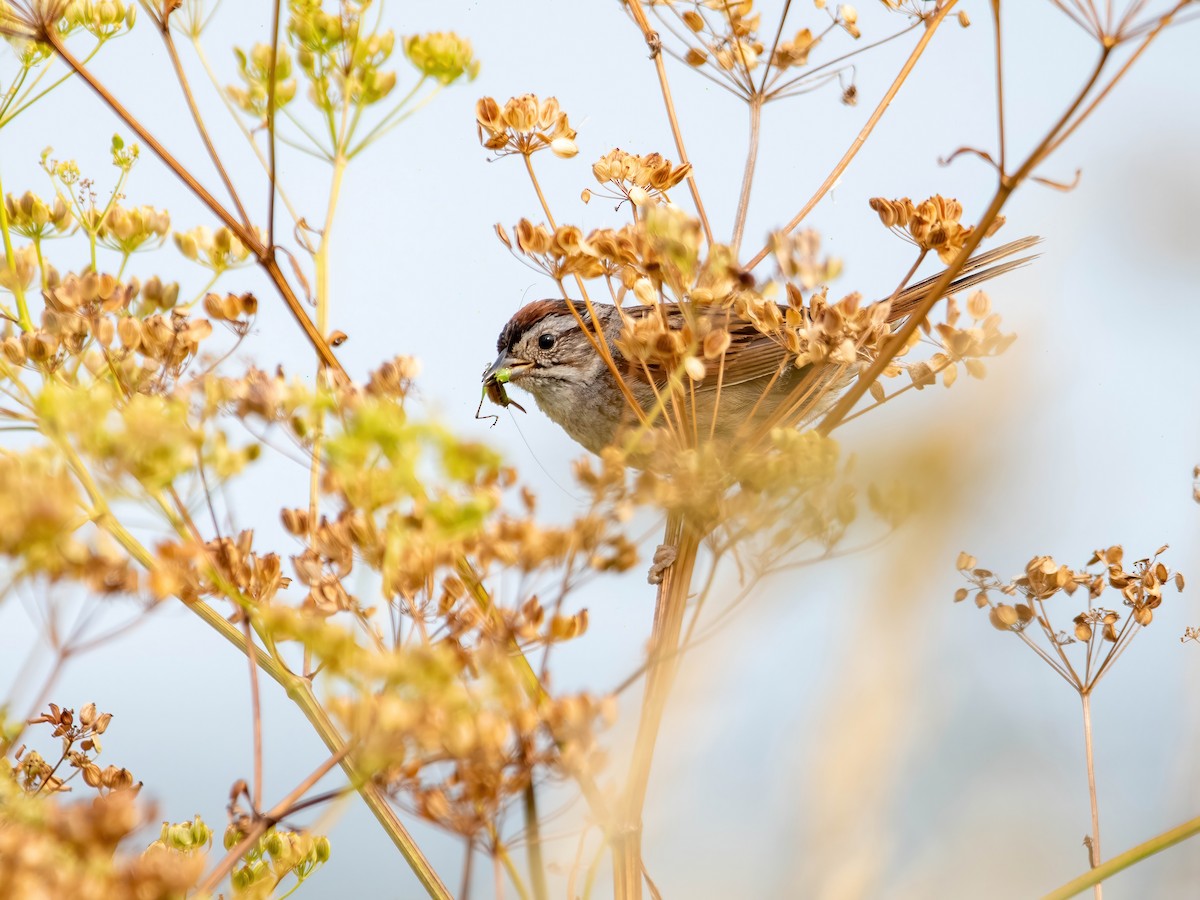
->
<box><xmin>483</xmin><ymin>237</ymin><xmax>1039</xmax><ymax>455</ymax></box>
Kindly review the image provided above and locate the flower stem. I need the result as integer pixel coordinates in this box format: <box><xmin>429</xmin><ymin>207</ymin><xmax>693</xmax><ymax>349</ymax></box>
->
<box><xmin>0</xmin><ymin>169</ymin><xmax>33</xmax><ymax>331</ymax></box>
<box><xmin>731</xmin><ymin>94</ymin><xmax>762</xmax><ymax>254</ymax></box>
<box><xmin>613</xmin><ymin>514</ymin><xmax>702</xmax><ymax>899</ymax></box>
<box><xmin>1081</xmin><ymin>691</ymin><xmax>1103</xmax><ymax>899</ymax></box>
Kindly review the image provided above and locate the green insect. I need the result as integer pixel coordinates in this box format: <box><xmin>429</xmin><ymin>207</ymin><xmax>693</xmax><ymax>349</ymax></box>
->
<box><xmin>476</xmin><ymin>366</ymin><xmax>527</xmax><ymax>427</ymax></box>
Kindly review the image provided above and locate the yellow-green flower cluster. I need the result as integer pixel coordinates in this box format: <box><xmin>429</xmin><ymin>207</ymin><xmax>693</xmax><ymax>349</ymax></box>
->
<box><xmin>288</xmin><ymin>0</ymin><xmax>397</xmax><ymax>109</ymax></box>
<box><xmin>227</xmin><ymin>43</ymin><xmax>297</xmax><ymax>122</ymax></box>
<box><xmin>173</xmin><ymin>225</ymin><xmax>256</xmax><ymax>272</ymax></box>
<box><xmin>98</xmin><ymin>204</ymin><xmax>169</xmax><ymax>255</ymax></box>
<box><xmin>403</xmin><ymin>32</ymin><xmax>479</xmax><ymax>85</ymax></box>
<box><xmin>60</xmin><ymin>0</ymin><xmax>136</xmax><ymax>40</ymax></box>
<box><xmin>4</xmin><ymin>191</ymin><xmax>72</xmax><ymax>240</ymax></box>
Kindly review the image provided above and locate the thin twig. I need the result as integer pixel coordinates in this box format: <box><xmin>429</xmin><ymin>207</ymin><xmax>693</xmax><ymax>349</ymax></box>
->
<box><xmin>817</xmin><ymin>46</ymin><xmax>1114</xmax><ymax>434</ymax></box>
<box><xmin>157</xmin><ymin>15</ymin><xmax>251</xmax><ymax>226</ymax></box>
<box><xmin>244</xmin><ymin>617</ymin><xmax>265</xmax><ymax>814</ymax></box>
<box><xmin>197</xmin><ymin>746</ymin><xmax>350</xmax><ymax>895</ymax></box>
<box><xmin>624</xmin><ymin>0</ymin><xmax>714</xmax><ymax>246</ymax></box>
<box><xmin>744</xmin><ymin>1</ymin><xmax>958</xmax><ymax>270</ymax></box>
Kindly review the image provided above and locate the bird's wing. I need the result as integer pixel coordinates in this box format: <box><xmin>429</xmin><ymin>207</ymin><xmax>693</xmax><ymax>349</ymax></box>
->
<box><xmin>612</xmin><ymin>235</ymin><xmax>1041</xmax><ymax>391</ymax></box>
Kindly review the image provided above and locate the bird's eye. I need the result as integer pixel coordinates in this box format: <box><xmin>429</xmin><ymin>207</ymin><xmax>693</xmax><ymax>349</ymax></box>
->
<box><xmin>538</xmin><ymin>333</ymin><xmax>556</xmax><ymax>351</ymax></box>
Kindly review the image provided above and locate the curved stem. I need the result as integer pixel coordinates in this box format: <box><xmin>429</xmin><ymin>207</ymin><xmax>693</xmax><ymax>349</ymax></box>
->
<box><xmin>816</xmin><ymin>45</ymin><xmax>1112</xmax><ymax>435</ymax></box>
<box><xmin>188</xmin><ymin>36</ymin><xmax>305</xmax><ymax>229</ymax></box>
<box><xmin>1041</xmin><ymin>814</ymin><xmax>1200</xmax><ymax>900</ymax></box>
<box><xmin>158</xmin><ymin>20</ymin><xmax>251</xmax><ymax>226</ymax></box>
<box><xmin>308</xmin><ymin>152</ymin><xmax>347</xmax><ymax>537</ymax></box>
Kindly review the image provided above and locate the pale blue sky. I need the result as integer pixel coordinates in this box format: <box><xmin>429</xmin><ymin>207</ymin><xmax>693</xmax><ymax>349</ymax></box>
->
<box><xmin>1</xmin><ymin>2</ymin><xmax>1198</xmax><ymax>897</ymax></box>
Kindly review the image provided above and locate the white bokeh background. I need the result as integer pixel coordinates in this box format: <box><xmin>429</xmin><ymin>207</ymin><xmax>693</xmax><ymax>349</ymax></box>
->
<box><xmin>1</xmin><ymin>1</ymin><xmax>1198</xmax><ymax>897</ymax></box>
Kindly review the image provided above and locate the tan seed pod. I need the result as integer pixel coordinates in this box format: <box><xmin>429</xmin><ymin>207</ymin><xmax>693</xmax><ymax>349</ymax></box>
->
<box><xmin>92</xmin><ymin>316</ymin><xmax>115</xmax><ymax>347</ymax></box>
<box><xmin>989</xmin><ymin>603</ymin><xmax>1019</xmax><ymax>630</ymax></box>
<box><xmin>117</xmin><ymin>316</ymin><xmax>142</xmax><ymax>350</ymax></box>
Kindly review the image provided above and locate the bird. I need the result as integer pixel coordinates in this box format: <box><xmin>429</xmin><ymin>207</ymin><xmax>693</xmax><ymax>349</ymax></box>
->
<box><xmin>483</xmin><ymin>237</ymin><xmax>1038</xmax><ymax>456</ymax></box>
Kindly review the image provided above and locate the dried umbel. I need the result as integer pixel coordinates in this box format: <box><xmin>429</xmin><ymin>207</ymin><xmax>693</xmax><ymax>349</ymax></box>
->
<box><xmin>586</xmin><ymin>148</ymin><xmax>692</xmax><ymax>208</ymax></box>
<box><xmin>870</xmin><ymin>194</ymin><xmax>1006</xmax><ymax>264</ymax></box>
<box><xmin>476</xmin><ymin>93</ymin><xmax>578</xmax><ymax>158</ymax></box>
<box><xmin>642</xmin><ymin>0</ymin><xmax>907</xmax><ymax>100</ymax></box>
<box><xmin>955</xmin><ymin>545</ymin><xmax>1184</xmax><ymax>687</ymax></box>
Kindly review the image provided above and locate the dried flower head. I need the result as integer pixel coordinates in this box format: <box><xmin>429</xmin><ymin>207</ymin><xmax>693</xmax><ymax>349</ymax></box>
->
<box><xmin>476</xmin><ymin>94</ymin><xmax>578</xmax><ymax>159</ymax></box>
<box><xmin>587</xmin><ymin>148</ymin><xmax>692</xmax><ymax>208</ymax></box>
<box><xmin>956</xmin><ymin>545</ymin><xmax>1184</xmax><ymax>691</ymax></box>
<box><xmin>870</xmin><ymin>194</ymin><xmax>1006</xmax><ymax>263</ymax></box>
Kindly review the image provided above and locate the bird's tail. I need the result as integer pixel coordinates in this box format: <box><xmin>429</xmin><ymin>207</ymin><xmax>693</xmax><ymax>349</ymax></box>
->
<box><xmin>885</xmin><ymin>235</ymin><xmax>1042</xmax><ymax>322</ymax></box>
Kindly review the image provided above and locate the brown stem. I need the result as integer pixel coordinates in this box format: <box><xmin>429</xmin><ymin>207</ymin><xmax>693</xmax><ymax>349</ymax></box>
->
<box><xmin>1081</xmin><ymin>691</ymin><xmax>1104</xmax><ymax>899</ymax></box>
<box><xmin>990</xmin><ymin>0</ymin><xmax>1008</xmax><ymax>174</ymax></box>
<box><xmin>744</xmin><ymin>1</ymin><xmax>958</xmax><ymax>270</ymax></box>
<box><xmin>196</xmin><ymin>745</ymin><xmax>350</xmax><ymax>895</ymax></box>
<box><xmin>731</xmin><ymin>94</ymin><xmax>763</xmax><ymax>253</ymax></box>
<box><xmin>40</xmin><ymin>25</ymin><xmax>345</xmax><ymax>376</ymax></box>
<box><xmin>758</xmin><ymin>0</ymin><xmax>795</xmax><ymax>95</ymax></box>
<box><xmin>624</xmin><ymin>0</ymin><xmax>714</xmax><ymax>246</ymax></box>
<box><xmin>1041</xmin><ymin>2</ymin><xmax>1188</xmax><ymax>160</ymax></box>
<box><xmin>157</xmin><ymin>19</ymin><xmax>251</xmax><ymax>227</ymax></box>
<box><xmin>817</xmin><ymin>46</ymin><xmax>1113</xmax><ymax>435</ymax></box>
<box><xmin>612</xmin><ymin>514</ymin><xmax>702</xmax><ymax>900</ymax></box>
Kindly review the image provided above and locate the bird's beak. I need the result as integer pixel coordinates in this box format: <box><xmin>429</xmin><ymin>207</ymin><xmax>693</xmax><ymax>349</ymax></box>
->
<box><xmin>482</xmin><ymin>352</ymin><xmax>531</xmax><ymax>384</ymax></box>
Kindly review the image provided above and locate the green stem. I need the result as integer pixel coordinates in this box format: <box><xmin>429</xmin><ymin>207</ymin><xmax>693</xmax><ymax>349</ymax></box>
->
<box><xmin>0</xmin><ymin>170</ymin><xmax>33</xmax><ymax>331</ymax></box>
<box><xmin>523</xmin><ymin>779</ymin><xmax>549</xmax><ymax>900</ymax></box>
<box><xmin>188</xmin><ymin>35</ymin><xmax>306</xmax><ymax>226</ymax></box>
<box><xmin>349</xmin><ymin>83</ymin><xmax>442</xmax><ymax>159</ymax></box>
<box><xmin>0</xmin><ymin>65</ymin><xmax>31</xmax><ymax>122</ymax></box>
<box><xmin>1</xmin><ymin>41</ymin><xmax>108</xmax><ymax>128</ymax></box>
<box><xmin>497</xmin><ymin>846</ymin><xmax>534</xmax><ymax>900</ymax></box>
<box><xmin>49</xmin><ymin>437</ymin><xmax>452</xmax><ymax>898</ymax></box>
<box><xmin>307</xmin><ymin>150</ymin><xmax>346</xmax><ymax>535</ymax></box>
<box><xmin>1042</xmin><ymin>814</ymin><xmax>1200</xmax><ymax>900</ymax></box>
